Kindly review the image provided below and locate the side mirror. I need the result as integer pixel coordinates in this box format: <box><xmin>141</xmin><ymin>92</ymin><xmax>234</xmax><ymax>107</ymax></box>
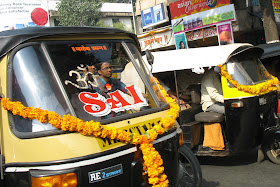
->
<box><xmin>145</xmin><ymin>49</ymin><xmax>154</xmax><ymax>65</ymax></box>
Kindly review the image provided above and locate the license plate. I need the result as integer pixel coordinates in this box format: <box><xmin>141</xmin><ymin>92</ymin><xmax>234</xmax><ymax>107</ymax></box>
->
<box><xmin>88</xmin><ymin>164</ymin><xmax>123</xmax><ymax>183</ymax></box>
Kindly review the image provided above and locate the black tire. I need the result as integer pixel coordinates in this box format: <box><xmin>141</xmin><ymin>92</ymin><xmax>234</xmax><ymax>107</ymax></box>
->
<box><xmin>265</xmin><ymin>140</ymin><xmax>280</xmax><ymax>164</ymax></box>
<box><xmin>178</xmin><ymin>144</ymin><xmax>202</xmax><ymax>187</ymax></box>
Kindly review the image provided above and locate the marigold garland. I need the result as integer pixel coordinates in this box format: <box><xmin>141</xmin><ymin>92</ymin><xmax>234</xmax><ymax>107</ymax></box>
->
<box><xmin>0</xmin><ymin>77</ymin><xmax>180</xmax><ymax>187</ymax></box>
<box><xmin>218</xmin><ymin>64</ymin><xmax>280</xmax><ymax>94</ymax></box>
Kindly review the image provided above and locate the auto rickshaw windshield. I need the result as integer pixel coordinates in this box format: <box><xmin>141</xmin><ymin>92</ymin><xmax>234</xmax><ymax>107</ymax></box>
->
<box><xmin>10</xmin><ymin>40</ymin><xmax>166</xmax><ymax>136</ymax></box>
<box><xmin>226</xmin><ymin>51</ymin><xmax>272</xmax><ymax>86</ymax></box>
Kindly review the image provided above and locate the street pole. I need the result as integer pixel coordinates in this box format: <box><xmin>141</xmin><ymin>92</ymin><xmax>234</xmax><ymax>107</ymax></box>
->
<box><xmin>131</xmin><ymin>0</ymin><xmax>137</xmax><ymax>34</ymax></box>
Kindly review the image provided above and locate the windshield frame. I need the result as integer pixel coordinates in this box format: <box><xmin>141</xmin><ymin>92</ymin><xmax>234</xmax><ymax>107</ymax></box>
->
<box><xmin>226</xmin><ymin>51</ymin><xmax>272</xmax><ymax>87</ymax></box>
<box><xmin>7</xmin><ymin>39</ymin><xmax>169</xmax><ymax>139</ymax></box>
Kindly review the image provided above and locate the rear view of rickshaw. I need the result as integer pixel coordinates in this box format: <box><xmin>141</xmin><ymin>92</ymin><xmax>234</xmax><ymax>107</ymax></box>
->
<box><xmin>0</xmin><ymin>27</ymin><xmax>202</xmax><ymax>187</ymax></box>
<box><xmin>149</xmin><ymin>44</ymin><xmax>280</xmax><ymax>164</ymax></box>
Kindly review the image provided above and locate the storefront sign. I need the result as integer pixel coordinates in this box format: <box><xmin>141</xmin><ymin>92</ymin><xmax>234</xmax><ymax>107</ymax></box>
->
<box><xmin>169</xmin><ymin>0</ymin><xmax>230</xmax><ymax>20</ymax></box>
<box><xmin>141</xmin><ymin>3</ymin><xmax>169</xmax><ymax>29</ymax></box>
<box><xmin>172</xmin><ymin>4</ymin><xmax>236</xmax><ymax>34</ymax></box>
<box><xmin>0</xmin><ymin>0</ymin><xmax>49</xmax><ymax>31</ymax></box>
<box><xmin>187</xmin><ymin>27</ymin><xmax>217</xmax><ymax>41</ymax></box>
<box><xmin>138</xmin><ymin>28</ymin><xmax>175</xmax><ymax>51</ymax></box>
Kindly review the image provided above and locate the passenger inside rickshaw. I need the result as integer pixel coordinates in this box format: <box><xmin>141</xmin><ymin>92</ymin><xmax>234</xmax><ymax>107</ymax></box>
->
<box><xmin>156</xmin><ymin>67</ymin><xmax>226</xmax><ymax>152</ymax></box>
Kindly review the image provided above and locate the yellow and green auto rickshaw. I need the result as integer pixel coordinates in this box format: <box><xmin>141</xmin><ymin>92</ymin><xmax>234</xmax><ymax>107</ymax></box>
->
<box><xmin>0</xmin><ymin>27</ymin><xmax>202</xmax><ymax>186</ymax></box>
<box><xmin>148</xmin><ymin>44</ymin><xmax>280</xmax><ymax>164</ymax></box>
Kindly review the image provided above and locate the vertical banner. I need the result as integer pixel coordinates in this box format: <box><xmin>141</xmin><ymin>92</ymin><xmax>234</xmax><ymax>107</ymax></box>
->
<box><xmin>217</xmin><ymin>22</ymin><xmax>234</xmax><ymax>45</ymax></box>
<box><xmin>174</xmin><ymin>33</ymin><xmax>188</xmax><ymax>49</ymax></box>
<box><xmin>273</xmin><ymin>0</ymin><xmax>280</xmax><ymax>33</ymax></box>
<box><xmin>0</xmin><ymin>0</ymin><xmax>49</xmax><ymax>31</ymax></box>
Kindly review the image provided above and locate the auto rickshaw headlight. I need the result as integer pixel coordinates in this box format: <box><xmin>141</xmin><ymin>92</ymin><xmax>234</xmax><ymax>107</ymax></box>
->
<box><xmin>31</xmin><ymin>172</ymin><xmax>77</xmax><ymax>187</ymax></box>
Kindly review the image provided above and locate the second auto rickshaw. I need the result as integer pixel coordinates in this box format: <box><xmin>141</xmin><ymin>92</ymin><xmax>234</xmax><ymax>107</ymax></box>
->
<box><xmin>148</xmin><ymin>44</ymin><xmax>280</xmax><ymax>164</ymax></box>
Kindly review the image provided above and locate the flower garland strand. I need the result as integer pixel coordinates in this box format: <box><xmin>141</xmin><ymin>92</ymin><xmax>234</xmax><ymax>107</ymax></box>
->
<box><xmin>0</xmin><ymin>77</ymin><xmax>180</xmax><ymax>187</ymax></box>
<box><xmin>219</xmin><ymin>64</ymin><xmax>280</xmax><ymax>94</ymax></box>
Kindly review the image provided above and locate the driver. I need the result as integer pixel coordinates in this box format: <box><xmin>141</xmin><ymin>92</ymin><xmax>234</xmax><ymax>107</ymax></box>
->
<box><xmin>201</xmin><ymin>67</ymin><xmax>225</xmax><ymax>114</ymax></box>
<box><xmin>200</xmin><ymin>66</ymin><xmax>225</xmax><ymax>151</ymax></box>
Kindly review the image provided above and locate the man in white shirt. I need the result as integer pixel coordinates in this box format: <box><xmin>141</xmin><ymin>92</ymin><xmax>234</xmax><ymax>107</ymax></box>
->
<box><xmin>200</xmin><ymin>67</ymin><xmax>225</xmax><ymax>151</ymax></box>
<box><xmin>201</xmin><ymin>67</ymin><xmax>225</xmax><ymax>114</ymax></box>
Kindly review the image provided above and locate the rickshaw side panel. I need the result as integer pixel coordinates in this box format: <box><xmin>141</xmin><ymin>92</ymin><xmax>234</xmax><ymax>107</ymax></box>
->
<box><xmin>224</xmin><ymin>90</ymin><xmax>279</xmax><ymax>154</ymax></box>
<box><xmin>225</xmin><ymin>97</ymin><xmax>262</xmax><ymax>154</ymax></box>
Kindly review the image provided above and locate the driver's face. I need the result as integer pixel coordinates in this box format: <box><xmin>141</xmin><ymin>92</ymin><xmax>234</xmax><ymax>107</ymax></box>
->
<box><xmin>98</xmin><ymin>62</ymin><xmax>112</xmax><ymax>79</ymax></box>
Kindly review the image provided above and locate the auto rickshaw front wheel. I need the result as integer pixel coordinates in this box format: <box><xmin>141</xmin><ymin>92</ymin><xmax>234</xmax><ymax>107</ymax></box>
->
<box><xmin>265</xmin><ymin>140</ymin><xmax>280</xmax><ymax>164</ymax></box>
<box><xmin>178</xmin><ymin>144</ymin><xmax>202</xmax><ymax>187</ymax></box>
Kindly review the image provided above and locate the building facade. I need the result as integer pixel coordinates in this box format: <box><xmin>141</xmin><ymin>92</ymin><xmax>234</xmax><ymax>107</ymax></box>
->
<box><xmin>134</xmin><ymin>0</ymin><xmax>266</xmax><ymax>51</ymax></box>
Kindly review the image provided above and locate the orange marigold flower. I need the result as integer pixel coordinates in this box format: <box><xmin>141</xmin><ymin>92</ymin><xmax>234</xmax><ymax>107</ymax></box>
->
<box><xmin>48</xmin><ymin>111</ymin><xmax>62</xmax><ymax>129</ymax></box>
<box><xmin>148</xmin><ymin>177</ymin><xmax>159</xmax><ymax>185</ymax></box>
<box><xmin>147</xmin><ymin>129</ymin><xmax>158</xmax><ymax>142</ymax></box>
<box><xmin>159</xmin><ymin>174</ymin><xmax>168</xmax><ymax>182</ymax></box>
<box><xmin>110</xmin><ymin>127</ymin><xmax>118</xmax><ymax>140</ymax></box>
<box><xmin>36</xmin><ymin>108</ymin><xmax>49</xmax><ymax>123</ymax></box>
<box><xmin>153</xmin><ymin>125</ymin><xmax>165</xmax><ymax>135</ymax></box>
<box><xmin>131</xmin><ymin>133</ymin><xmax>143</xmax><ymax>145</ymax></box>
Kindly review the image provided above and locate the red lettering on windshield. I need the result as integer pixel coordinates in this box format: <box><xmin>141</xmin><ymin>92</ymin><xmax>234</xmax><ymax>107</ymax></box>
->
<box><xmin>79</xmin><ymin>92</ymin><xmax>111</xmax><ymax>117</ymax></box>
<box><xmin>126</xmin><ymin>85</ymin><xmax>145</xmax><ymax>104</ymax></box>
<box><xmin>78</xmin><ymin>85</ymin><xmax>148</xmax><ymax>117</ymax></box>
<box><xmin>107</xmin><ymin>90</ymin><xmax>132</xmax><ymax>111</ymax></box>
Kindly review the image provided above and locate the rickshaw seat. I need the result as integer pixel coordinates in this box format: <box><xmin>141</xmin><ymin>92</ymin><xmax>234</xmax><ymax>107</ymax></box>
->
<box><xmin>195</xmin><ymin>112</ymin><xmax>224</xmax><ymax>123</ymax></box>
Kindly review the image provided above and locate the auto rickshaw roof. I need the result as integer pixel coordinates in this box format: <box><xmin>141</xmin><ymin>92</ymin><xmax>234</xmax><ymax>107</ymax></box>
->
<box><xmin>151</xmin><ymin>43</ymin><xmax>264</xmax><ymax>73</ymax></box>
<box><xmin>258</xmin><ymin>42</ymin><xmax>280</xmax><ymax>59</ymax></box>
<box><xmin>0</xmin><ymin>26</ymin><xmax>140</xmax><ymax>58</ymax></box>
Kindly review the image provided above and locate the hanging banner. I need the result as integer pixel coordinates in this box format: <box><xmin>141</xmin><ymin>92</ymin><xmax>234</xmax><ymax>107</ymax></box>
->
<box><xmin>175</xmin><ymin>33</ymin><xmax>188</xmax><ymax>50</ymax></box>
<box><xmin>169</xmin><ymin>0</ymin><xmax>231</xmax><ymax>20</ymax></box>
<box><xmin>138</xmin><ymin>28</ymin><xmax>175</xmax><ymax>51</ymax></box>
<box><xmin>0</xmin><ymin>0</ymin><xmax>49</xmax><ymax>31</ymax></box>
<box><xmin>172</xmin><ymin>4</ymin><xmax>236</xmax><ymax>34</ymax></box>
<box><xmin>217</xmin><ymin>22</ymin><xmax>234</xmax><ymax>45</ymax></box>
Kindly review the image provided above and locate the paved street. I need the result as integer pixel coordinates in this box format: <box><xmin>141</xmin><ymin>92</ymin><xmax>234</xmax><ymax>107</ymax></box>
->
<box><xmin>198</xmin><ymin>148</ymin><xmax>280</xmax><ymax>187</ymax></box>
